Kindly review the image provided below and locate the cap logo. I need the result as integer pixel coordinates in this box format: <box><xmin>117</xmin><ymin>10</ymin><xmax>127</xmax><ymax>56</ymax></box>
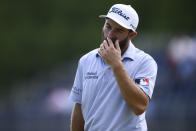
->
<box><xmin>109</xmin><ymin>7</ymin><xmax>130</xmax><ymax>21</ymax></box>
<box><xmin>130</xmin><ymin>24</ymin><xmax>136</xmax><ymax>30</ymax></box>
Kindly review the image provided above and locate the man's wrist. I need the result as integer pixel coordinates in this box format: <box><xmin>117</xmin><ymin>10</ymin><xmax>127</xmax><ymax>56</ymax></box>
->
<box><xmin>111</xmin><ymin>61</ymin><xmax>124</xmax><ymax>71</ymax></box>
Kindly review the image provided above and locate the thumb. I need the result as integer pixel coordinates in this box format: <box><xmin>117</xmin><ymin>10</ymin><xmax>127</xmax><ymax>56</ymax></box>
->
<box><xmin>115</xmin><ymin>40</ymin><xmax>120</xmax><ymax>51</ymax></box>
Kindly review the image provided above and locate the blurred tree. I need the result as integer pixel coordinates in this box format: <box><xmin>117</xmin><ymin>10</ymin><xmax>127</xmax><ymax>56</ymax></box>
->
<box><xmin>0</xmin><ymin>0</ymin><xmax>195</xmax><ymax>93</ymax></box>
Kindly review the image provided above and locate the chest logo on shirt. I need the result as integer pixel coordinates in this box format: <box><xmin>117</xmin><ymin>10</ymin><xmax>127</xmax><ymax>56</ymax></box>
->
<box><xmin>135</xmin><ymin>78</ymin><xmax>149</xmax><ymax>86</ymax></box>
<box><xmin>85</xmin><ymin>72</ymin><xmax>98</xmax><ymax>79</ymax></box>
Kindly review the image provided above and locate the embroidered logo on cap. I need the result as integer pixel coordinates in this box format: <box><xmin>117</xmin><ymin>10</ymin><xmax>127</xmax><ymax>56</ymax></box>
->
<box><xmin>109</xmin><ymin>7</ymin><xmax>130</xmax><ymax>21</ymax></box>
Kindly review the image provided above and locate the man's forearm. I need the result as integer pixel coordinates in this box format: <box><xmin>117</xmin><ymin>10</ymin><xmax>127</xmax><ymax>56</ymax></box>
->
<box><xmin>112</xmin><ymin>63</ymin><xmax>149</xmax><ymax>115</ymax></box>
<box><xmin>71</xmin><ymin>103</ymin><xmax>85</xmax><ymax>131</ymax></box>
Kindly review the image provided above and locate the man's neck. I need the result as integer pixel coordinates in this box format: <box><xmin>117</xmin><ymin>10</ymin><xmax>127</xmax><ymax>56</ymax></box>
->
<box><xmin>121</xmin><ymin>43</ymin><xmax>129</xmax><ymax>56</ymax></box>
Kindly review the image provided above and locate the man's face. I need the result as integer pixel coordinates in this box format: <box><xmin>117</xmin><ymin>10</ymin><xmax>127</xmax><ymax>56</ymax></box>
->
<box><xmin>102</xmin><ymin>31</ymin><xmax>129</xmax><ymax>51</ymax></box>
<box><xmin>102</xmin><ymin>19</ymin><xmax>131</xmax><ymax>51</ymax></box>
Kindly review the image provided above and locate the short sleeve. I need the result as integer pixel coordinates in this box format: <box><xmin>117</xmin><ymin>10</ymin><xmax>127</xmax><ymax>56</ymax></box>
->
<box><xmin>134</xmin><ymin>57</ymin><xmax>158</xmax><ymax>98</ymax></box>
<box><xmin>69</xmin><ymin>59</ymin><xmax>83</xmax><ymax>104</ymax></box>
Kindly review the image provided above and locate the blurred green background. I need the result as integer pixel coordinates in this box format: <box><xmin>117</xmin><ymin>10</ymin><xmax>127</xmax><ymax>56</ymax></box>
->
<box><xmin>1</xmin><ymin>0</ymin><xmax>195</xmax><ymax>93</ymax></box>
<box><xmin>0</xmin><ymin>0</ymin><xmax>196</xmax><ymax>131</ymax></box>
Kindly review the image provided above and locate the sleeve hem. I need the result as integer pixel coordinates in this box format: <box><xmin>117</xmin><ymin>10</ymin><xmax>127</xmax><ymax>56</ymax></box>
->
<box><xmin>69</xmin><ymin>92</ymin><xmax>82</xmax><ymax>104</ymax></box>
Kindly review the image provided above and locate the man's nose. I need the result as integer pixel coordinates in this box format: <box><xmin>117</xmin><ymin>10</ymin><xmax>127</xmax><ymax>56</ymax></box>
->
<box><xmin>107</xmin><ymin>30</ymin><xmax>116</xmax><ymax>39</ymax></box>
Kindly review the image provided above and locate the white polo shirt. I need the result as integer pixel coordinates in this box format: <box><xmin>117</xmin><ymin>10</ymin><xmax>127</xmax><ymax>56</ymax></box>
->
<box><xmin>69</xmin><ymin>41</ymin><xmax>158</xmax><ymax>131</ymax></box>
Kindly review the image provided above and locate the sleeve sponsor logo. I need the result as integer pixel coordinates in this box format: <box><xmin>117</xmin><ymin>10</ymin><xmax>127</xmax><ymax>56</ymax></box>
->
<box><xmin>72</xmin><ymin>86</ymin><xmax>82</xmax><ymax>95</ymax></box>
<box><xmin>135</xmin><ymin>78</ymin><xmax>149</xmax><ymax>86</ymax></box>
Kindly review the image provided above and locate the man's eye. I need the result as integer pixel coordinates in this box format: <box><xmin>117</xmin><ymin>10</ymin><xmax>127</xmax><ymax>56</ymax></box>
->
<box><xmin>117</xmin><ymin>29</ymin><xmax>123</xmax><ymax>33</ymax></box>
<box><xmin>106</xmin><ymin>25</ymin><xmax>111</xmax><ymax>29</ymax></box>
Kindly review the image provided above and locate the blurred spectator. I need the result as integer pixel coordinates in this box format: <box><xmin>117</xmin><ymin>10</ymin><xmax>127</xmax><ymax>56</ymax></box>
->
<box><xmin>166</xmin><ymin>34</ymin><xmax>196</xmax><ymax>94</ymax></box>
<box><xmin>46</xmin><ymin>87</ymin><xmax>73</xmax><ymax>114</ymax></box>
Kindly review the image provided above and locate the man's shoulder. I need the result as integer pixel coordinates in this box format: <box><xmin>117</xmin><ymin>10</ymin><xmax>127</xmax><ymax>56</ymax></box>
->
<box><xmin>134</xmin><ymin>47</ymin><xmax>157</xmax><ymax>65</ymax></box>
<box><xmin>79</xmin><ymin>48</ymin><xmax>99</xmax><ymax>63</ymax></box>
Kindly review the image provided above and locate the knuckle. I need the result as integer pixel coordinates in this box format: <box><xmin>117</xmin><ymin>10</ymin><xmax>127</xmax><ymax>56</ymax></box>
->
<box><xmin>109</xmin><ymin>46</ymin><xmax>114</xmax><ymax>50</ymax></box>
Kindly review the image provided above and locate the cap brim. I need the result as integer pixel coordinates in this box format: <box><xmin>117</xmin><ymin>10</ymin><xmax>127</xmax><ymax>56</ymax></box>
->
<box><xmin>99</xmin><ymin>14</ymin><xmax>135</xmax><ymax>31</ymax></box>
<box><xmin>99</xmin><ymin>15</ymin><xmax>107</xmax><ymax>18</ymax></box>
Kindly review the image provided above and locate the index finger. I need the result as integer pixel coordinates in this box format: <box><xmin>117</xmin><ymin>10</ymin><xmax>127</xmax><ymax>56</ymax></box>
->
<box><xmin>107</xmin><ymin>37</ymin><xmax>114</xmax><ymax>48</ymax></box>
<box><xmin>103</xmin><ymin>40</ymin><xmax>109</xmax><ymax>49</ymax></box>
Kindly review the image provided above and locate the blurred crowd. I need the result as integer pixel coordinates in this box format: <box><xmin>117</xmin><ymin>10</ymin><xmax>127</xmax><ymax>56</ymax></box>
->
<box><xmin>147</xmin><ymin>34</ymin><xmax>196</xmax><ymax>130</ymax></box>
<box><xmin>167</xmin><ymin>34</ymin><xmax>196</xmax><ymax>92</ymax></box>
<box><xmin>0</xmin><ymin>34</ymin><xmax>196</xmax><ymax>131</ymax></box>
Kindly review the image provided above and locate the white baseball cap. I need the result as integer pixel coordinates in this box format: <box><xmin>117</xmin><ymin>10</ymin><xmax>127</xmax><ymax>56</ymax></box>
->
<box><xmin>99</xmin><ymin>4</ymin><xmax>139</xmax><ymax>32</ymax></box>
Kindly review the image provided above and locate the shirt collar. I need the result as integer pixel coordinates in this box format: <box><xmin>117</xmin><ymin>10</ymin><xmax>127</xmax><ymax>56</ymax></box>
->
<box><xmin>96</xmin><ymin>41</ymin><xmax>136</xmax><ymax>61</ymax></box>
<box><xmin>121</xmin><ymin>41</ymin><xmax>136</xmax><ymax>61</ymax></box>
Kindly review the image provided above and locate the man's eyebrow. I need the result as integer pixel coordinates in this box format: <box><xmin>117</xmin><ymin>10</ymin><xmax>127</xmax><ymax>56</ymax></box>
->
<box><xmin>106</xmin><ymin>23</ymin><xmax>111</xmax><ymax>26</ymax></box>
<box><xmin>106</xmin><ymin>22</ymin><xmax>125</xmax><ymax>32</ymax></box>
<box><xmin>117</xmin><ymin>28</ymin><xmax>125</xmax><ymax>32</ymax></box>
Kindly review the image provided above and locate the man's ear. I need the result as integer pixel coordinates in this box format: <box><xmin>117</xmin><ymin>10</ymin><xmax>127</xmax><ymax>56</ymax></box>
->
<box><xmin>128</xmin><ymin>31</ymin><xmax>137</xmax><ymax>39</ymax></box>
